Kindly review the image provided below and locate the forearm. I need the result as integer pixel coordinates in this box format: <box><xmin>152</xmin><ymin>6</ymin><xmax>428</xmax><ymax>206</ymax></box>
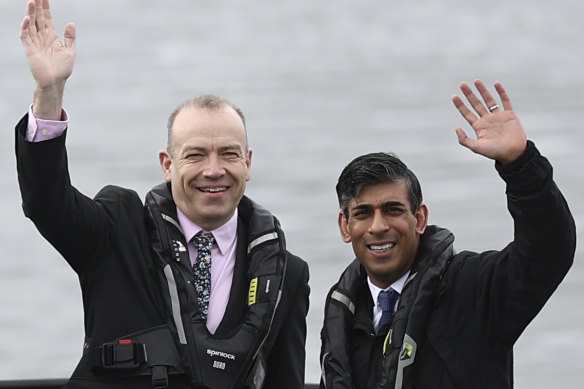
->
<box><xmin>462</xmin><ymin>141</ymin><xmax>576</xmax><ymax>348</ymax></box>
<box><xmin>499</xmin><ymin>141</ymin><xmax>576</xmax><ymax>282</ymax></box>
<box><xmin>16</xmin><ymin>113</ymin><xmax>71</xmax><ymax>223</ymax></box>
<box><xmin>15</xmin><ymin>113</ymin><xmax>113</xmax><ymax>277</ymax></box>
<box><xmin>490</xmin><ymin>141</ymin><xmax>576</xmax><ymax>344</ymax></box>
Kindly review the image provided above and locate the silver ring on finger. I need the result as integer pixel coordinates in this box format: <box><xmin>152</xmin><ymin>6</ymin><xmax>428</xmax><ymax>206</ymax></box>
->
<box><xmin>488</xmin><ymin>104</ymin><xmax>499</xmax><ymax>113</ymax></box>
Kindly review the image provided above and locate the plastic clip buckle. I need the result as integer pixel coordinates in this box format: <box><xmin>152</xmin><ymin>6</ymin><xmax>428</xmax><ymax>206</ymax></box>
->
<box><xmin>100</xmin><ymin>339</ymin><xmax>145</xmax><ymax>370</ymax></box>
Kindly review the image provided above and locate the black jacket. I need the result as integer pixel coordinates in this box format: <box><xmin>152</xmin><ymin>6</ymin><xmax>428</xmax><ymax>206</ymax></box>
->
<box><xmin>15</xmin><ymin>114</ymin><xmax>310</xmax><ymax>389</ymax></box>
<box><xmin>320</xmin><ymin>141</ymin><xmax>575</xmax><ymax>389</ymax></box>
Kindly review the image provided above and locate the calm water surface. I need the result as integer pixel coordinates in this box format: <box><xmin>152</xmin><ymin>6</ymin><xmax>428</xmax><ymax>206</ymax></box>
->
<box><xmin>1</xmin><ymin>0</ymin><xmax>583</xmax><ymax>386</ymax></box>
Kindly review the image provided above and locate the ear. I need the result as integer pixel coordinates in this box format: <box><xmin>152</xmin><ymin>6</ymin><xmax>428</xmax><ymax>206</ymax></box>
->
<box><xmin>245</xmin><ymin>148</ymin><xmax>253</xmax><ymax>181</ymax></box>
<box><xmin>415</xmin><ymin>204</ymin><xmax>429</xmax><ymax>235</ymax></box>
<box><xmin>159</xmin><ymin>150</ymin><xmax>172</xmax><ymax>182</ymax></box>
<box><xmin>338</xmin><ymin>211</ymin><xmax>352</xmax><ymax>243</ymax></box>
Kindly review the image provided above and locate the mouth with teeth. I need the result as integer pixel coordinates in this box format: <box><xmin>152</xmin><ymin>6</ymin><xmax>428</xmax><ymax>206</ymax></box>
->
<box><xmin>197</xmin><ymin>186</ymin><xmax>229</xmax><ymax>199</ymax></box>
<box><xmin>369</xmin><ymin>242</ymin><xmax>395</xmax><ymax>252</ymax></box>
<box><xmin>199</xmin><ymin>186</ymin><xmax>228</xmax><ymax>193</ymax></box>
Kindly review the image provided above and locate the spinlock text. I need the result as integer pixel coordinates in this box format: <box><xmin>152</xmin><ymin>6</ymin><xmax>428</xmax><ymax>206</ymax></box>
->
<box><xmin>207</xmin><ymin>349</ymin><xmax>236</xmax><ymax>360</ymax></box>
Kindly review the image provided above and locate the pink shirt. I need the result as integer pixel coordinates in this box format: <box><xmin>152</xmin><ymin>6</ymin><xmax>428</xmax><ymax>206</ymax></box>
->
<box><xmin>26</xmin><ymin>105</ymin><xmax>69</xmax><ymax>141</ymax></box>
<box><xmin>177</xmin><ymin>208</ymin><xmax>238</xmax><ymax>334</ymax></box>
<box><xmin>26</xmin><ymin>107</ymin><xmax>237</xmax><ymax>334</ymax></box>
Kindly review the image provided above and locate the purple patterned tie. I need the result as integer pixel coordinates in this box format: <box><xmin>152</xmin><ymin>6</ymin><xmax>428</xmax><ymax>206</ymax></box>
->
<box><xmin>192</xmin><ymin>232</ymin><xmax>214</xmax><ymax>320</ymax></box>
<box><xmin>377</xmin><ymin>288</ymin><xmax>399</xmax><ymax>332</ymax></box>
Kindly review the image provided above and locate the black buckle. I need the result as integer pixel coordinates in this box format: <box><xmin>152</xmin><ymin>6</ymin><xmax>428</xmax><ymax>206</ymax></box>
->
<box><xmin>100</xmin><ymin>339</ymin><xmax>146</xmax><ymax>370</ymax></box>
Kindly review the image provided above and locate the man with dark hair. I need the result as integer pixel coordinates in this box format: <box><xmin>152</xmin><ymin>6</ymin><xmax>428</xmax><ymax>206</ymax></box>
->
<box><xmin>319</xmin><ymin>80</ymin><xmax>575</xmax><ymax>389</ymax></box>
<box><xmin>16</xmin><ymin>1</ymin><xmax>309</xmax><ymax>388</ymax></box>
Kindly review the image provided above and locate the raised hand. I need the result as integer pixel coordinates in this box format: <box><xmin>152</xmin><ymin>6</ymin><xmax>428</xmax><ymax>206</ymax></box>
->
<box><xmin>452</xmin><ymin>80</ymin><xmax>527</xmax><ymax>165</ymax></box>
<box><xmin>20</xmin><ymin>0</ymin><xmax>76</xmax><ymax>119</ymax></box>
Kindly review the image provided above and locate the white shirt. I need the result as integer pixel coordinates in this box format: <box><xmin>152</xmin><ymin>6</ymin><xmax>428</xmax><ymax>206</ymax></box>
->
<box><xmin>368</xmin><ymin>271</ymin><xmax>409</xmax><ymax>331</ymax></box>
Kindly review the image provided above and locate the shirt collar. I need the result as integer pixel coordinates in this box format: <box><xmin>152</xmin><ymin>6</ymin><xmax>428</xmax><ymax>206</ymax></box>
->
<box><xmin>176</xmin><ymin>208</ymin><xmax>238</xmax><ymax>255</ymax></box>
<box><xmin>367</xmin><ymin>270</ymin><xmax>409</xmax><ymax>306</ymax></box>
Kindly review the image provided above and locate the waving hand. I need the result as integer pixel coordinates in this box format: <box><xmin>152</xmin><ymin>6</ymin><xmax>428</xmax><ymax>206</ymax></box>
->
<box><xmin>452</xmin><ymin>80</ymin><xmax>527</xmax><ymax>165</ymax></box>
<box><xmin>20</xmin><ymin>0</ymin><xmax>76</xmax><ymax>120</ymax></box>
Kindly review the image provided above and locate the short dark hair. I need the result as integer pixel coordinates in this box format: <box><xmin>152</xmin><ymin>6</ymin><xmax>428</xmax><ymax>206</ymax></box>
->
<box><xmin>166</xmin><ymin>95</ymin><xmax>247</xmax><ymax>156</ymax></box>
<box><xmin>336</xmin><ymin>152</ymin><xmax>423</xmax><ymax>217</ymax></box>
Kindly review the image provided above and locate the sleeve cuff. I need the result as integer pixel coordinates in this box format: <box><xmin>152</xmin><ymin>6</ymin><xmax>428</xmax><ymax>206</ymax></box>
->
<box><xmin>26</xmin><ymin>104</ymin><xmax>69</xmax><ymax>142</ymax></box>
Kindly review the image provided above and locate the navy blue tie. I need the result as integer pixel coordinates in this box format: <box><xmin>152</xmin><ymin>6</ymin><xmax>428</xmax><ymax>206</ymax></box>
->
<box><xmin>377</xmin><ymin>288</ymin><xmax>399</xmax><ymax>331</ymax></box>
<box><xmin>192</xmin><ymin>232</ymin><xmax>214</xmax><ymax>320</ymax></box>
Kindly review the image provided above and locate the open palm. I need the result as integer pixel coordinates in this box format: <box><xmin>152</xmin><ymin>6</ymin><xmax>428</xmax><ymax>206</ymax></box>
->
<box><xmin>20</xmin><ymin>0</ymin><xmax>76</xmax><ymax>90</ymax></box>
<box><xmin>452</xmin><ymin>80</ymin><xmax>527</xmax><ymax>165</ymax></box>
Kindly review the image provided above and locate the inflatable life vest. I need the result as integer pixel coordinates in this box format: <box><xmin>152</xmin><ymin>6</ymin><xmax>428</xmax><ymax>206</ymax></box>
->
<box><xmin>145</xmin><ymin>183</ymin><xmax>287</xmax><ymax>389</ymax></box>
<box><xmin>320</xmin><ymin>225</ymin><xmax>454</xmax><ymax>389</ymax></box>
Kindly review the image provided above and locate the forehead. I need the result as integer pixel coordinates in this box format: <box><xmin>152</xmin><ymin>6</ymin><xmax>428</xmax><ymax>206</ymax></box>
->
<box><xmin>172</xmin><ymin>106</ymin><xmax>247</xmax><ymax>147</ymax></box>
<box><xmin>351</xmin><ymin>181</ymin><xmax>410</xmax><ymax>208</ymax></box>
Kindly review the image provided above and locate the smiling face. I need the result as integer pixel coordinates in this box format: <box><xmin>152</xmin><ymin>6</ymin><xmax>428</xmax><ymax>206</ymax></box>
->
<box><xmin>159</xmin><ymin>105</ymin><xmax>252</xmax><ymax>230</ymax></box>
<box><xmin>338</xmin><ymin>181</ymin><xmax>428</xmax><ymax>288</ymax></box>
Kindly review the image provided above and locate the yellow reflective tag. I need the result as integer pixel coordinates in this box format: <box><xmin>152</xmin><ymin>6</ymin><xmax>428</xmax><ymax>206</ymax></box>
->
<box><xmin>248</xmin><ymin>277</ymin><xmax>258</xmax><ymax>305</ymax></box>
<box><xmin>383</xmin><ymin>329</ymin><xmax>392</xmax><ymax>354</ymax></box>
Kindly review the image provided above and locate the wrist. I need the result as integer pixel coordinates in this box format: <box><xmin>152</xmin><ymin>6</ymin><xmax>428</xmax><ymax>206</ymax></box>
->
<box><xmin>32</xmin><ymin>83</ymin><xmax>66</xmax><ymax>120</ymax></box>
<box><xmin>496</xmin><ymin>139</ymin><xmax>528</xmax><ymax>165</ymax></box>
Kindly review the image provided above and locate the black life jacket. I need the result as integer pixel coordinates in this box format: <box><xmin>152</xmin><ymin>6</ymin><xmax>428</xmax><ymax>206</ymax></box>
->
<box><xmin>145</xmin><ymin>183</ymin><xmax>287</xmax><ymax>389</ymax></box>
<box><xmin>320</xmin><ymin>225</ymin><xmax>454</xmax><ymax>389</ymax></box>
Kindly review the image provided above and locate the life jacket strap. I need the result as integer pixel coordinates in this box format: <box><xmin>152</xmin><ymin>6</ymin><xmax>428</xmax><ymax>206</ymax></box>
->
<box><xmin>151</xmin><ymin>365</ymin><xmax>168</xmax><ymax>389</ymax></box>
<box><xmin>85</xmin><ymin>325</ymin><xmax>183</xmax><ymax>389</ymax></box>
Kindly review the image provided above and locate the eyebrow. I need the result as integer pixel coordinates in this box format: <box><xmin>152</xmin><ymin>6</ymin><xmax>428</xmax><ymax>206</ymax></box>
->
<box><xmin>182</xmin><ymin>144</ymin><xmax>244</xmax><ymax>154</ymax></box>
<box><xmin>219</xmin><ymin>144</ymin><xmax>245</xmax><ymax>153</ymax></box>
<box><xmin>350</xmin><ymin>200</ymin><xmax>407</xmax><ymax>212</ymax></box>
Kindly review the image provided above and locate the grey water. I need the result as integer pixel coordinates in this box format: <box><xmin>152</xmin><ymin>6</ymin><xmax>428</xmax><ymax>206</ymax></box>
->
<box><xmin>1</xmin><ymin>0</ymin><xmax>583</xmax><ymax>386</ymax></box>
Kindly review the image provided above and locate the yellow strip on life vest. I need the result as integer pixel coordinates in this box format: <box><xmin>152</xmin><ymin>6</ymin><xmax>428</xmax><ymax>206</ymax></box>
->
<box><xmin>383</xmin><ymin>329</ymin><xmax>392</xmax><ymax>354</ymax></box>
<box><xmin>248</xmin><ymin>277</ymin><xmax>258</xmax><ymax>305</ymax></box>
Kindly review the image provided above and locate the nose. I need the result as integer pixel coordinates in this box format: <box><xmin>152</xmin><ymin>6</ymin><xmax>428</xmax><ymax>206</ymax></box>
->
<box><xmin>203</xmin><ymin>154</ymin><xmax>225</xmax><ymax>178</ymax></box>
<box><xmin>369</xmin><ymin>210</ymin><xmax>389</xmax><ymax>235</ymax></box>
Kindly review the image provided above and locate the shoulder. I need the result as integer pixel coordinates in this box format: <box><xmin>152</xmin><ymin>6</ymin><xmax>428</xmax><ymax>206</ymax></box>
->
<box><xmin>94</xmin><ymin>184</ymin><xmax>144</xmax><ymax>214</ymax></box>
<box><xmin>285</xmin><ymin>251</ymin><xmax>309</xmax><ymax>284</ymax></box>
<box><xmin>276</xmin><ymin>252</ymin><xmax>309</xmax><ymax>313</ymax></box>
<box><xmin>95</xmin><ymin>184</ymin><xmax>141</xmax><ymax>201</ymax></box>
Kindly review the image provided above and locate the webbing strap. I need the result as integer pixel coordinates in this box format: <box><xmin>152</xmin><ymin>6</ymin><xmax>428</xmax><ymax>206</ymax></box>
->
<box><xmin>84</xmin><ymin>325</ymin><xmax>183</xmax><ymax>388</ymax></box>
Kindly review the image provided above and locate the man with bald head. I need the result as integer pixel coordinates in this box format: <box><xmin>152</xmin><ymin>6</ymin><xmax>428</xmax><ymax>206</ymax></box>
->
<box><xmin>15</xmin><ymin>1</ymin><xmax>309</xmax><ymax>388</ymax></box>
